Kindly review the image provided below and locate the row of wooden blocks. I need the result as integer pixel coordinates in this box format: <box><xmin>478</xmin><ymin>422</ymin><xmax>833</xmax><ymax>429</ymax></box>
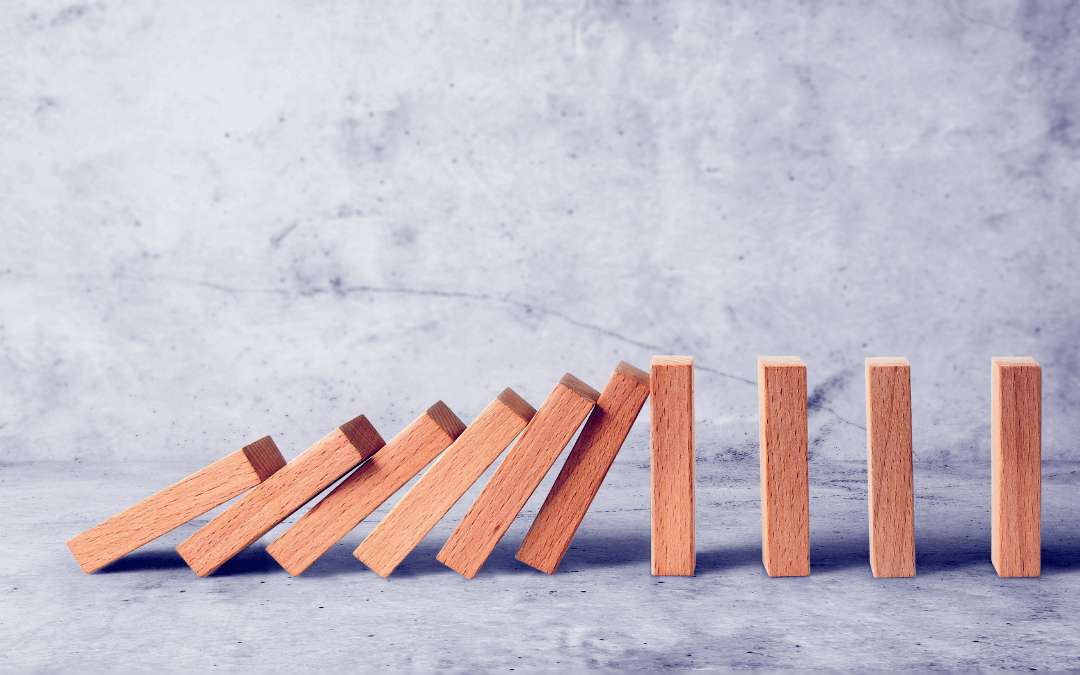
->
<box><xmin>67</xmin><ymin>356</ymin><xmax>1042</xmax><ymax>579</ymax></box>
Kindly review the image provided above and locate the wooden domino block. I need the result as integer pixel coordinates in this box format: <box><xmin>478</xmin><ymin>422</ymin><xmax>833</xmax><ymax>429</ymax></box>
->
<box><xmin>650</xmin><ymin>356</ymin><xmax>696</xmax><ymax>576</ymax></box>
<box><xmin>66</xmin><ymin>437</ymin><xmax>286</xmax><ymax>573</ymax></box>
<box><xmin>354</xmin><ymin>389</ymin><xmax>536</xmax><ymax>578</ymax></box>
<box><xmin>267</xmin><ymin>402</ymin><xmax>466</xmax><ymax>576</ymax></box>
<box><xmin>176</xmin><ymin>415</ymin><xmax>385</xmax><ymax>577</ymax></box>
<box><xmin>517</xmin><ymin>362</ymin><xmax>651</xmax><ymax>574</ymax></box>
<box><xmin>438</xmin><ymin>374</ymin><xmax>599</xmax><ymax>578</ymax></box>
<box><xmin>866</xmin><ymin>357</ymin><xmax>915</xmax><ymax>578</ymax></box>
<box><xmin>758</xmin><ymin>356</ymin><xmax>809</xmax><ymax>577</ymax></box>
<box><xmin>991</xmin><ymin>357</ymin><xmax>1041</xmax><ymax>577</ymax></box>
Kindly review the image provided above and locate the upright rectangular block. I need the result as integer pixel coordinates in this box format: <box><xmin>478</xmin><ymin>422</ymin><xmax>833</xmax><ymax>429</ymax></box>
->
<box><xmin>650</xmin><ymin>356</ymin><xmax>695</xmax><ymax>576</ymax></box>
<box><xmin>267</xmin><ymin>402</ymin><xmax>466</xmax><ymax>576</ymax></box>
<box><xmin>177</xmin><ymin>415</ymin><xmax>385</xmax><ymax>577</ymax></box>
<box><xmin>517</xmin><ymin>362</ymin><xmax>651</xmax><ymax>574</ymax></box>
<box><xmin>438</xmin><ymin>374</ymin><xmax>600</xmax><ymax>578</ymax></box>
<box><xmin>758</xmin><ymin>356</ymin><xmax>809</xmax><ymax>577</ymax></box>
<box><xmin>354</xmin><ymin>389</ymin><xmax>536</xmax><ymax>578</ymax></box>
<box><xmin>866</xmin><ymin>357</ymin><xmax>915</xmax><ymax>578</ymax></box>
<box><xmin>991</xmin><ymin>357</ymin><xmax>1041</xmax><ymax>577</ymax></box>
<box><xmin>66</xmin><ymin>437</ymin><xmax>286</xmax><ymax>573</ymax></box>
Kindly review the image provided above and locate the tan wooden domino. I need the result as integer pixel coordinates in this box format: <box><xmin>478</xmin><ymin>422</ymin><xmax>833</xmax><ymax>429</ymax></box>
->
<box><xmin>517</xmin><ymin>362</ymin><xmax>650</xmax><ymax>574</ymax></box>
<box><xmin>176</xmin><ymin>415</ymin><xmax>385</xmax><ymax>577</ymax></box>
<box><xmin>66</xmin><ymin>437</ymin><xmax>286</xmax><ymax>573</ymax></box>
<box><xmin>267</xmin><ymin>402</ymin><xmax>465</xmax><ymax>576</ymax></box>
<box><xmin>650</xmin><ymin>356</ymin><xmax>696</xmax><ymax>576</ymax></box>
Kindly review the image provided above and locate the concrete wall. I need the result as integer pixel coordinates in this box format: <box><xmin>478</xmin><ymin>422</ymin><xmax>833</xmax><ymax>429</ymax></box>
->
<box><xmin>3</xmin><ymin>1</ymin><xmax>1078</xmax><ymax>462</ymax></box>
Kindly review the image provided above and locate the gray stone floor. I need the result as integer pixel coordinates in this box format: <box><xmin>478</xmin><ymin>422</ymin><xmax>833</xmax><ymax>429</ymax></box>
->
<box><xmin>5</xmin><ymin>428</ymin><xmax>1080</xmax><ymax>670</ymax></box>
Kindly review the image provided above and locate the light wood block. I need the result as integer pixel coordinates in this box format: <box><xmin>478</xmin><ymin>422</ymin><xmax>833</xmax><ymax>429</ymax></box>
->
<box><xmin>66</xmin><ymin>437</ymin><xmax>286</xmax><ymax>573</ymax></box>
<box><xmin>650</xmin><ymin>356</ymin><xmax>696</xmax><ymax>576</ymax></box>
<box><xmin>866</xmin><ymin>357</ymin><xmax>915</xmax><ymax>578</ymax></box>
<box><xmin>759</xmin><ymin>356</ymin><xmax>809</xmax><ymax>577</ymax></box>
<box><xmin>354</xmin><ymin>389</ymin><xmax>536</xmax><ymax>578</ymax></box>
<box><xmin>177</xmin><ymin>415</ymin><xmax>385</xmax><ymax>577</ymax></box>
<box><xmin>517</xmin><ymin>362</ymin><xmax>651</xmax><ymax>574</ymax></box>
<box><xmin>267</xmin><ymin>402</ymin><xmax>466</xmax><ymax>576</ymax></box>
<box><xmin>991</xmin><ymin>356</ymin><xmax>1041</xmax><ymax>578</ymax></box>
<box><xmin>438</xmin><ymin>374</ymin><xmax>599</xmax><ymax>578</ymax></box>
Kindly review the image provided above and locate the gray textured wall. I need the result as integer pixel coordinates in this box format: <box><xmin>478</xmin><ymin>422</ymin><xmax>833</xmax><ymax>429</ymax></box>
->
<box><xmin>3</xmin><ymin>1</ymin><xmax>1077</xmax><ymax>462</ymax></box>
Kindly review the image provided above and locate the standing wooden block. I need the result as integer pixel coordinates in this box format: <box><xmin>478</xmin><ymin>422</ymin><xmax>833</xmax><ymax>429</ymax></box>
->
<box><xmin>438</xmin><ymin>374</ymin><xmax>599</xmax><ymax>578</ymax></box>
<box><xmin>517</xmin><ymin>362</ymin><xmax>651</xmax><ymax>574</ymax></box>
<box><xmin>354</xmin><ymin>389</ymin><xmax>536</xmax><ymax>578</ymax></box>
<box><xmin>651</xmin><ymin>356</ymin><xmax>696</xmax><ymax>576</ymax></box>
<box><xmin>267</xmin><ymin>402</ymin><xmax>466</xmax><ymax>576</ymax></box>
<box><xmin>866</xmin><ymin>357</ymin><xmax>915</xmax><ymax>578</ymax></box>
<box><xmin>176</xmin><ymin>415</ymin><xmax>385</xmax><ymax>577</ymax></box>
<box><xmin>991</xmin><ymin>357</ymin><xmax>1041</xmax><ymax>578</ymax></box>
<box><xmin>759</xmin><ymin>356</ymin><xmax>809</xmax><ymax>577</ymax></box>
<box><xmin>66</xmin><ymin>437</ymin><xmax>286</xmax><ymax>573</ymax></box>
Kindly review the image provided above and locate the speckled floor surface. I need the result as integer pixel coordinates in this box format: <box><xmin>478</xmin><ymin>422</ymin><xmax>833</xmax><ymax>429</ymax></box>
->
<box><xmin>4</xmin><ymin>427</ymin><xmax>1079</xmax><ymax>670</ymax></box>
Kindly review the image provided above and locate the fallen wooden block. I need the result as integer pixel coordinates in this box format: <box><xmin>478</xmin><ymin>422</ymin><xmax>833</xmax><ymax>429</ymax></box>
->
<box><xmin>267</xmin><ymin>402</ymin><xmax>466</xmax><ymax>576</ymax></box>
<box><xmin>650</xmin><ymin>356</ymin><xmax>696</xmax><ymax>576</ymax></box>
<box><xmin>866</xmin><ymin>357</ymin><xmax>915</xmax><ymax>578</ymax></box>
<box><xmin>176</xmin><ymin>415</ymin><xmax>385</xmax><ymax>577</ymax></box>
<box><xmin>517</xmin><ymin>362</ymin><xmax>650</xmax><ymax>574</ymax></box>
<box><xmin>759</xmin><ymin>356</ymin><xmax>809</xmax><ymax>577</ymax></box>
<box><xmin>66</xmin><ymin>437</ymin><xmax>286</xmax><ymax>574</ymax></box>
<box><xmin>354</xmin><ymin>389</ymin><xmax>535</xmax><ymax>578</ymax></box>
<box><xmin>991</xmin><ymin>356</ymin><xmax>1041</xmax><ymax>578</ymax></box>
<box><xmin>438</xmin><ymin>374</ymin><xmax>599</xmax><ymax>578</ymax></box>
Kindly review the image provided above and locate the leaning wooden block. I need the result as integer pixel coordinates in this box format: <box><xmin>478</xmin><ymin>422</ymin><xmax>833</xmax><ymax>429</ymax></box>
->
<box><xmin>866</xmin><ymin>357</ymin><xmax>915</xmax><ymax>578</ymax></box>
<box><xmin>438</xmin><ymin>374</ymin><xmax>599</xmax><ymax>578</ymax></box>
<box><xmin>66</xmin><ymin>437</ymin><xmax>286</xmax><ymax>574</ymax></box>
<box><xmin>759</xmin><ymin>356</ymin><xmax>809</xmax><ymax>577</ymax></box>
<box><xmin>176</xmin><ymin>415</ymin><xmax>385</xmax><ymax>577</ymax></box>
<box><xmin>267</xmin><ymin>402</ymin><xmax>466</xmax><ymax>576</ymax></box>
<box><xmin>354</xmin><ymin>389</ymin><xmax>536</xmax><ymax>578</ymax></box>
<box><xmin>650</xmin><ymin>356</ymin><xmax>696</xmax><ymax>576</ymax></box>
<box><xmin>991</xmin><ymin>357</ymin><xmax>1041</xmax><ymax>578</ymax></box>
<box><xmin>517</xmin><ymin>362</ymin><xmax>650</xmax><ymax>574</ymax></box>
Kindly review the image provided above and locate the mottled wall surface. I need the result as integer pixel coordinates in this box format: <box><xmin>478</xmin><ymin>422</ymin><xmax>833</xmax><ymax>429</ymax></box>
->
<box><xmin>2</xmin><ymin>1</ymin><xmax>1077</xmax><ymax>462</ymax></box>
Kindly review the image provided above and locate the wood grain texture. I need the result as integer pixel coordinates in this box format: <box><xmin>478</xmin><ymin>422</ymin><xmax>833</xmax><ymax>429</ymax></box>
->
<box><xmin>267</xmin><ymin>402</ymin><xmax>465</xmax><ymax>576</ymax></box>
<box><xmin>176</xmin><ymin>415</ymin><xmax>385</xmax><ymax>577</ymax></box>
<box><xmin>991</xmin><ymin>356</ymin><xmax>1041</xmax><ymax>578</ymax></box>
<box><xmin>650</xmin><ymin>356</ymin><xmax>695</xmax><ymax>576</ymax></box>
<box><xmin>517</xmin><ymin>362</ymin><xmax>650</xmax><ymax>574</ymax></box>
<box><xmin>66</xmin><ymin>437</ymin><xmax>286</xmax><ymax>574</ymax></box>
<box><xmin>866</xmin><ymin>357</ymin><xmax>915</xmax><ymax>578</ymax></box>
<box><xmin>354</xmin><ymin>389</ymin><xmax>536</xmax><ymax>578</ymax></box>
<box><xmin>438</xmin><ymin>374</ymin><xmax>600</xmax><ymax>578</ymax></box>
<box><xmin>759</xmin><ymin>356</ymin><xmax>809</xmax><ymax>577</ymax></box>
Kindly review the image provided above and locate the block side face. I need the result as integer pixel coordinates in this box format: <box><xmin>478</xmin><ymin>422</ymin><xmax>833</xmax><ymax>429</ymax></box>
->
<box><xmin>498</xmin><ymin>387</ymin><xmax>538</xmax><ymax>423</ymax></box>
<box><xmin>242</xmin><ymin>436</ymin><xmax>288</xmax><ymax>482</ymax></box>
<box><xmin>759</xmin><ymin>360</ymin><xmax>809</xmax><ymax>577</ymax></box>
<box><xmin>268</xmin><ymin>414</ymin><xmax>453</xmax><ymax>576</ymax></box>
<box><xmin>650</xmin><ymin>358</ymin><xmax>695</xmax><ymax>576</ymax></box>
<box><xmin>427</xmin><ymin>401</ymin><xmax>467</xmax><ymax>440</ymax></box>
<box><xmin>439</xmin><ymin>381</ymin><xmax>597</xmax><ymax>578</ymax></box>
<box><xmin>517</xmin><ymin>362</ymin><xmax>651</xmax><ymax>574</ymax></box>
<box><xmin>866</xmin><ymin>364</ymin><xmax>915</xmax><ymax>577</ymax></box>
<box><xmin>354</xmin><ymin>396</ymin><xmax>528</xmax><ymax>577</ymax></box>
<box><xmin>66</xmin><ymin>449</ymin><xmax>262</xmax><ymax>573</ymax></box>
<box><xmin>177</xmin><ymin>428</ymin><xmax>366</xmax><ymax>576</ymax></box>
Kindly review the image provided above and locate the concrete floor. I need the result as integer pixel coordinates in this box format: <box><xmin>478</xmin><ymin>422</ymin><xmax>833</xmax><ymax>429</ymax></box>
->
<box><xmin>5</xmin><ymin>428</ymin><xmax>1080</xmax><ymax>670</ymax></box>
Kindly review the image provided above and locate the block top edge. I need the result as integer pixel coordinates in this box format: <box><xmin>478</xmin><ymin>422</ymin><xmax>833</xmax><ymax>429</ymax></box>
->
<box><xmin>559</xmin><ymin>373</ymin><xmax>601</xmax><ymax>403</ymax></box>
<box><xmin>650</xmin><ymin>355</ymin><xmax>693</xmax><ymax>367</ymax></box>
<box><xmin>758</xmin><ymin>356</ymin><xmax>805</xmax><ymax>367</ymax></box>
<box><xmin>426</xmin><ymin>400</ymin><xmax>467</xmax><ymax>440</ymax></box>
<box><xmin>866</xmin><ymin>356</ymin><xmax>909</xmax><ymax>367</ymax></box>
<box><xmin>615</xmin><ymin>361</ymin><xmax>650</xmax><ymax>386</ymax></box>
<box><xmin>992</xmin><ymin>356</ymin><xmax>1039</xmax><ymax>368</ymax></box>
<box><xmin>498</xmin><ymin>387</ymin><xmax>538</xmax><ymax>422</ymax></box>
